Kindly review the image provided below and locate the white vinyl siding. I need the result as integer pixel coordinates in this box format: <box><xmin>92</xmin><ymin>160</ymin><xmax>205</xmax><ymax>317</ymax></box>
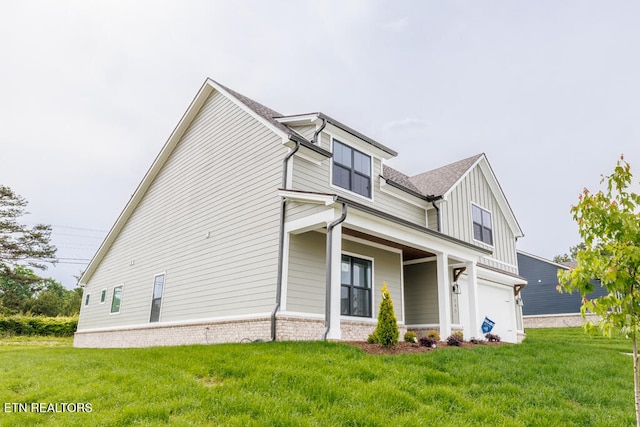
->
<box><xmin>440</xmin><ymin>166</ymin><xmax>518</xmax><ymax>274</ymax></box>
<box><xmin>78</xmin><ymin>89</ymin><xmax>284</xmax><ymax>330</ymax></box>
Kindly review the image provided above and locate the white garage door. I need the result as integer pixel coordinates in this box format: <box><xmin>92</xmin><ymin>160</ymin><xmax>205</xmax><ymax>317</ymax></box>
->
<box><xmin>477</xmin><ymin>280</ymin><xmax>516</xmax><ymax>343</ymax></box>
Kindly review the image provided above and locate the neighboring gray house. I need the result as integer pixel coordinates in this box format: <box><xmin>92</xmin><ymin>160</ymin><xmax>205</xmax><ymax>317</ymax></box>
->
<box><xmin>75</xmin><ymin>79</ymin><xmax>527</xmax><ymax>347</ymax></box>
<box><xmin>517</xmin><ymin>251</ymin><xmax>607</xmax><ymax>328</ymax></box>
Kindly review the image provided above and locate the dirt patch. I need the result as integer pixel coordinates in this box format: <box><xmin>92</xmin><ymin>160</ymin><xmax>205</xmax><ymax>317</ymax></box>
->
<box><xmin>344</xmin><ymin>340</ymin><xmax>506</xmax><ymax>355</ymax></box>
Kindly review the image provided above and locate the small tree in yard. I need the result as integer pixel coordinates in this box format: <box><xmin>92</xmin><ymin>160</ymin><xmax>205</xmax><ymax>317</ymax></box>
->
<box><xmin>373</xmin><ymin>283</ymin><xmax>399</xmax><ymax>348</ymax></box>
<box><xmin>558</xmin><ymin>155</ymin><xmax>640</xmax><ymax>426</ymax></box>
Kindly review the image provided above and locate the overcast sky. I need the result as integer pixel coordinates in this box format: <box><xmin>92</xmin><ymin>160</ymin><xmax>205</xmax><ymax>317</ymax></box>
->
<box><xmin>2</xmin><ymin>1</ymin><xmax>639</xmax><ymax>288</ymax></box>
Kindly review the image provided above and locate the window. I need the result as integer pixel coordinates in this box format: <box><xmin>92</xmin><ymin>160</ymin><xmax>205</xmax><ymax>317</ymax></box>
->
<box><xmin>472</xmin><ymin>204</ymin><xmax>493</xmax><ymax>245</ymax></box>
<box><xmin>150</xmin><ymin>274</ymin><xmax>165</xmax><ymax>322</ymax></box>
<box><xmin>332</xmin><ymin>140</ymin><xmax>371</xmax><ymax>198</ymax></box>
<box><xmin>340</xmin><ymin>255</ymin><xmax>372</xmax><ymax>317</ymax></box>
<box><xmin>110</xmin><ymin>286</ymin><xmax>123</xmax><ymax>314</ymax></box>
<box><xmin>100</xmin><ymin>289</ymin><xmax>106</xmax><ymax>304</ymax></box>
<box><xmin>84</xmin><ymin>293</ymin><xmax>90</xmax><ymax>306</ymax></box>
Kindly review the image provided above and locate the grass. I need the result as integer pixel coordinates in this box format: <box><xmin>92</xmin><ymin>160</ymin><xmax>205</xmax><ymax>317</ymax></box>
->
<box><xmin>0</xmin><ymin>328</ymin><xmax>635</xmax><ymax>426</ymax></box>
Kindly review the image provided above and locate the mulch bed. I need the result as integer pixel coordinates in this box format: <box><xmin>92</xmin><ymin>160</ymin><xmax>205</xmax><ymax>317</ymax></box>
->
<box><xmin>344</xmin><ymin>340</ymin><xmax>506</xmax><ymax>355</ymax></box>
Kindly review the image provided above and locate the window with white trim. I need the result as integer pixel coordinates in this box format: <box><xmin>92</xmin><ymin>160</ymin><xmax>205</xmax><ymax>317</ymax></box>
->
<box><xmin>84</xmin><ymin>293</ymin><xmax>90</xmax><ymax>307</ymax></box>
<box><xmin>110</xmin><ymin>285</ymin><xmax>123</xmax><ymax>314</ymax></box>
<box><xmin>340</xmin><ymin>255</ymin><xmax>372</xmax><ymax>317</ymax></box>
<box><xmin>100</xmin><ymin>289</ymin><xmax>106</xmax><ymax>304</ymax></box>
<box><xmin>332</xmin><ymin>140</ymin><xmax>371</xmax><ymax>198</ymax></box>
<box><xmin>472</xmin><ymin>204</ymin><xmax>493</xmax><ymax>245</ymax></box>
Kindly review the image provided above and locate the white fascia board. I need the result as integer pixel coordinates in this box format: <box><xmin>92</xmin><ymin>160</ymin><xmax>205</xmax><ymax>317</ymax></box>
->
<box><xmin>284</xmin><ymin>209</ymin><xmax>336</xmax><ymax>234</ymax></box>
<box><xmin>80</xmin><ymin>80</ymin><xmax>217</xmax><ymax>285</ymax></box>
<box><xmin>477</xmin><ymin>265</ymin><xmax>528</xmax><ymax>286</ymax></box>
<box><xmin>207</xmin><ymin>79</ymin><xmax>290</xmax><ymax>140</ymax></box>
<box><xmin>343</xmin><ymin>208</ymin><xmax>483</xmax><ymax>261</ymax></box>
<box><xmin>378</xmin><ymin>176</ymin><xmax>429</xmax><ymax>209</ymax></box>
<box><xmin>275</xmin><ymin>114</ymin><xmax>320</xmax><ymax>125</ymax></box>
<box><xmin>278</xmin><ymin>189</ymin><xmax>337</xmax><ymax>205</ymax></box>
<box><xmin>477</xmin><ymin>159</ymin><xmax>524</xmax><ymax>238</ymax></box>
<box><xmin>81</xmin><ymin>79</ymin><xmax>289</xmax><ymax>285</ymax></box>
<box><xmin>442</xmin><ymin>155</ymin><xmax>524</xmax><ymax>238</ymax></box>
<box><xmin>325</xmin><ymin>123</ymin><xmax>395</xmax><ymax>161</ymax></box>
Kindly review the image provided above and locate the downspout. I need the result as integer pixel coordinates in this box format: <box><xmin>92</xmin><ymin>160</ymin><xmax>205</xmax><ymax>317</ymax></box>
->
<box><xmin>322</xmin><ymin>202</ymin><xmax>347</xmax><ymax>340</ymax></box>
<box><xmin>429</xmin><ymin>196</ymin><xmax>443</xmax><ymax>232</ymax></box>
<box><xmin>313</xmin><ymin>116</ymin><xmax>327</xmax><ymax>144</ymax></box>
<box><xmin>271</xmin><ymin>139</ymin><xmax>301</xmax><ymax>342</ymax></box>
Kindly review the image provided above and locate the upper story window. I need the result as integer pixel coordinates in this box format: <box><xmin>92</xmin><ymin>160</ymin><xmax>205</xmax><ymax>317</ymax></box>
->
<box><xmin>332</xmin><ymin>140</ymin><xmax>371</xmax><ymax>198</ymax></box>
<box><xmin>472</xmin><ymin>204</ymin><xmax>493</xmax><ymax>245</ymax></box>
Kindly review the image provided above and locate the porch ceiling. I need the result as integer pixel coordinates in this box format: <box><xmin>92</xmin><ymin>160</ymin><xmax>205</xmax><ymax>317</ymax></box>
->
<box><xmin>343</xmin><ymin>228</ymin><xmax>436</xmax><ymax>261</ymax></box>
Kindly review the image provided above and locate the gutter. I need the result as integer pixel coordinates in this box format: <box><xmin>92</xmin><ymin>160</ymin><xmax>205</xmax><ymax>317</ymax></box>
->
<box><xmin>430</xmin><ymin>197</ymin><xmax>442</xmax><ymax>232</ymax></box>
<box><xmin>322</xmin><ymin>202</ymin><xmax>347</xmax><ymax>340</ymax></box>
<box><xmin>272</xmin><ymin>123</ymin><xmax>328</xmax><ymax>341</ymax></box>
<box><xmin>272</xmin><ymin>139</ymin><xmax>301</xmax><ymax>342</ymax></box>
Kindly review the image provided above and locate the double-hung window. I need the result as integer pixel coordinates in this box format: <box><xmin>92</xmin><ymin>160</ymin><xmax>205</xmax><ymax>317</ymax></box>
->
<box><xmin>472</xmin><ymin>204</ymin><xmax>493</xmax><ymax>245</ymax></box>
<box><xmin>332</xmin><ymin>140</ymin><xmax>371</xmax><ymax>198</ymax></box>
<box><xmin>340</xmin><ymin>255</ymin><xmax>372</xmax><ymax>317</ymax></box>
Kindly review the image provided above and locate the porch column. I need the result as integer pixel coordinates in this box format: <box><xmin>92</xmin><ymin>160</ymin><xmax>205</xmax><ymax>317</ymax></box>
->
<box><xmin>326</xmin><ymin>223</ymin><xmax>342</xmax><ymax>340</ymax></box>
<box><xmin>466</xmin><ymin>261</ymin><xmax>480</xmax><ymax>338</ymax></box>
<box><xmin>436</xmin><ymin>252</ymin><xmax>451</xmax><ymax>339</ymax></box>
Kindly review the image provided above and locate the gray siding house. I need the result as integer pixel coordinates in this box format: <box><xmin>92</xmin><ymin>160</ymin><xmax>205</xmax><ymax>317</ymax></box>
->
<box><xmin>517</xmin><ymin>251</ymin><xmax>607</xmax><ymax>327</ymax></box>
<box><xmin>75</xmin><ymin>79</ymin><xmax>527</xmax><ymax>347</ymax></box>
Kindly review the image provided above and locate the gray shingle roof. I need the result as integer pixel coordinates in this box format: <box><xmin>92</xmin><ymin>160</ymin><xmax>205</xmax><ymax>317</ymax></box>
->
<box><xmin>215</xmin><ymin>79</ymin><xmax>481</xmax><ymax>201</ymax></box>
<box><xmin>211</xmin><ymin>79</ymin><xmax>296</xmax><ymax>137</ymax></box>
<box><xmin>382</xmin><ymin>154</ymin><xmax>483</xmax><ymax>199</ymax></box>
<box><xmin>381</xmin><ymin>165</ymin><xmax>423</xmax><ymax>194</ymax></box>
<box><xmin>409</xmin><ymin>154</ymin><xmax>483</xmax><ymax>197</ymax></box>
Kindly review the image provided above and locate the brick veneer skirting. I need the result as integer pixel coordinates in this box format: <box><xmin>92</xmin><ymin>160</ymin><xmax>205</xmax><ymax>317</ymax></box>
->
<box><xmin>73</xmin><ymin>315</ymin><xmax>406</xmax><ymax>348</ymax></box>
<box><xmin>524</xmin><ymin>313</ymin><xmax>600</xmax><ymax>329</ymax></box>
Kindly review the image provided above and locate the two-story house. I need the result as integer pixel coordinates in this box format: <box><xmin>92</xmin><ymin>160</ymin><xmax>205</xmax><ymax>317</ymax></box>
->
<box><xmin>74</xmin><ymin>79</ymin><xmax>526</xmax><ymax>347</ymax></box>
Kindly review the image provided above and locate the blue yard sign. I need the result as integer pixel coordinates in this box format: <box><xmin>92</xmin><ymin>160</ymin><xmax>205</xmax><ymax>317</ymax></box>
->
<box><xmin>481</xmin><ymin>317</ymin><xmax>495</xmax><ymax>334</ymax></box>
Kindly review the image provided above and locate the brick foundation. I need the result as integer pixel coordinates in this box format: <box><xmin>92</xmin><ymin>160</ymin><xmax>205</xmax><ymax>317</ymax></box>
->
<box><xmin>73</xmin><ymin>314</ymin><xmax>407</xmax><ymax>348</ymax></box>
<box><xmin>524</xmin><ymin>313</ymin><xmax>599</xmax><ymax>329</ymax></box>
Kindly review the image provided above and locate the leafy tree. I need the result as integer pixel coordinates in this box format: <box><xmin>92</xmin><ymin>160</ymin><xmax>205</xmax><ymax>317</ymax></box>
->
<box><xmin>553</xmin><ymin>243</ymin><xmax>587</xmax><ymax>263</ymax></box>
<box><xmin>0</xmin><ymin>185</ymin><xmax>56</xmax><ymax>269</ymax></box>
<box><xmin>558</xmin><ymin>155</ymin><xmax>640</xmax><ymax>426</ymax></box>
<box><xmin>0</xmin><ymin>265</ymin><xmax>45</xmax><ymax>314</ymax></box>
<box><xmin>373</xmin><ymin>283</ymin><xmax>399</xmax><ymax>348</ymax></box>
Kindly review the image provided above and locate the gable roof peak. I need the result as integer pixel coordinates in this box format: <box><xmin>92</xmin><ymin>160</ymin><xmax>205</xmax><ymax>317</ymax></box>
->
<box><xmin>408</xmin><ymin>153</ymin><xmax>484</xmax><ymax>197</ymax></box>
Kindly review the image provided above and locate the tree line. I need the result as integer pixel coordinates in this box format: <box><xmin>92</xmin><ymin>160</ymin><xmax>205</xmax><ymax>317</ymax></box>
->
<box><xmin>0</xmin><ymin>185</ymin><xmax>81</xmax><ymax>316</ymax></box>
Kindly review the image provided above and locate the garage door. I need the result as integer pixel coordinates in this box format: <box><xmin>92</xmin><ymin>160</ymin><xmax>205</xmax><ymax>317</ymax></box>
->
<box><xmin>477</xmin><ymin>280</ymin><xmax>516</xmax><ymax>343</ymax></box>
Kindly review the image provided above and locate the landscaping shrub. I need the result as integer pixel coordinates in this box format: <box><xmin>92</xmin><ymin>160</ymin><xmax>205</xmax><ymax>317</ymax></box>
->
<box><xmin>404</xmin><ymin>331</ymin><xmax>417</xmax><ymax>343</ymax></box>
<box><xmin>419</xmin><ymin>336</ymin><xmax>438</xmax><ymax>348</ymax></box>
<box><xmin>426</xmin><ymin>330</ymin><xmax>440</xmax><ymax>341</ymax></box>
<box><xmin>469</xmin><ymin>337</ymin><xmax>486</xmax><ymax>345</ymax></box>
<box><xmin>485</xmin><ymin>333</ymin><xmax>501</xmax><ymax>342</ymax></box>
<box><xmin>372</xmin><ymin>283</ymin><xmax>399</xmax><ymax>348</ymax></box>
<box><xmin>446</xmin><ymin>334</ymin><xmax>463</xmax><ymax>347</ymax></box>
<box><xmin>453</xmin><ymin>331</ymin><xmax>464</xmax><ymax>340</ymax></box>
<box><xmin>0</xmin><ymin>315</ymin><xmax>78</xmax><ymax>337</ymax></box>
<box><xmin>367</xmin><ymin>332</ymin><xmax>378</xmax><ymax>344</ymax></box>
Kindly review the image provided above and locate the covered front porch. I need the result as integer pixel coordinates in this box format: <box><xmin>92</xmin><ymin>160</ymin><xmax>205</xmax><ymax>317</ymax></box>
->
<box><xmin>278</xmin><ymin>190</ymin><xmax>496</xmax><ymax>342</ymax></box>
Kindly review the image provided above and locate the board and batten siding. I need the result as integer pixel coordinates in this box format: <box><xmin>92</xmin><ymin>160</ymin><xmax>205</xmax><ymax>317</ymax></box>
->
<box><xmin>78</xmin><ymin>89</ymin><xmax>286</xmax><ymax>331</ymax></box>
<box><xmin>286</xmin><ymin>231</ymin><xmax>404</xmax><ymax>321</ymax></box>
<box><xmin>440</xmin><ymin>166</ymin><xmax>518</xmax><ymax>274</ymax></box>
<box><xmin>404</xmin><ymin>262</ymin><xmax>439</xmax><ymax>325</ymax></box>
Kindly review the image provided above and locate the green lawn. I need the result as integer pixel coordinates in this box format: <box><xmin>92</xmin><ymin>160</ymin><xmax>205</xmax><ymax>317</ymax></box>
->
<box><xmin>0</xmin><ymin>328</ymin><xmax>635</xmax><ymax>426</ymax></box>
